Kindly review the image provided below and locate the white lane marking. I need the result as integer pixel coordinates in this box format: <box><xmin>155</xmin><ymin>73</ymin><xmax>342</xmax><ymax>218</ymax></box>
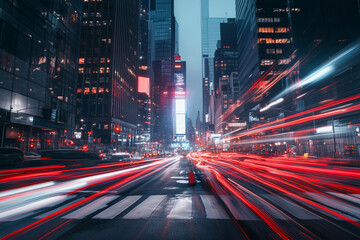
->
<box><xmin>62</xmin><ymin>196</ymin><xmax>119</xmax><ymax>219</ymax></box>
<box><xmin>329</xmin><ymin>192</ymin><xmax>360</xmax><ymax>205</ymax></box>
<box><xmin>123</xmin><ymin>195</ymin><xmax>166</xmax><ymax>219</ymax></box>
<box><xmin>263</xmin><ymin>194</ymin><xmax>321</xmax><ymax>220</ymax></box>
<box><xmin>200</xmin><ymin>195</ymin><xmax>229</xmax><ymax>219</ymax></box>
<box><xmin>0</xmin><ymin>195</ymin><xmax>67</xmax><ymax>220</ymax></box>
<box><xmin>0</xmin><ymin>181</ymin><xmax>55</xmax><ymax>199</ymax></box>
<box><xmin>34</xmin><ymin>197</ymin><xmax>85</xmax><ymax>219</ymax></box>
<box><xmin>350</xmin><ymin>194</ymin><xmax>360</xmax><ymax>200</ymax></box>
<box><xmin>305</xmin><ymin>193</ymin><xmax>360</xmax><ymax>220</ymax></box>
<box><xmin>93</xmin><ymin>196</ymin><xmax>141</xmax><ymax>219</ymax></box>
<box><xmin>168</xmin><ymin>195</ymin><xmax>192</xmax><ymax>219</ymax></box>
<box><xmin>219</xmin><ymin>195</ymin><xmax>259</xmax><ymax>221</ymax></box>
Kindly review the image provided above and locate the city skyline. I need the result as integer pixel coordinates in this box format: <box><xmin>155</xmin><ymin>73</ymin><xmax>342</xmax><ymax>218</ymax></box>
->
<box><xmin>175</xmin><ymin>0</ymin><xmax>235</xmax><ymax>122</ymax></box>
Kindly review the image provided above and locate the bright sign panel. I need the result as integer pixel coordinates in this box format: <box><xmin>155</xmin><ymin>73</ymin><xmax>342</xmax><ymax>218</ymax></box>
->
<box><xmin>176</xmin><ymin>114</ymin><xmax>186</xmax><ymax>135</ymax></box>
<box><xmin>138</xmin><ymin>76</ymin><xmax>150</xmax><ymax>96</ymax></box>
<box><xmin>175</xmin><ymin>99</ymin><xmax>186</xmax><ymax>114</ymax></box>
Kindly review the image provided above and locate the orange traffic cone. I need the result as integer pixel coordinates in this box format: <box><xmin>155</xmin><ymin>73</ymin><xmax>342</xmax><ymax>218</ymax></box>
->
<box><xmin>188</xmin><ymin>169</ymin><xmax>196</xmax><ymax>185</ymax></box>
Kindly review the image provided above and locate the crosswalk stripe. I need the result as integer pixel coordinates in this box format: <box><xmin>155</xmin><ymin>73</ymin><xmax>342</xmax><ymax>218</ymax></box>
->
<box><xmin>123</xmin><ymin>195</ymin><xmax>166</xmax><ymax>219</ymax></box>
<box><xmin>93</xmin><ymin>196</ymin><xmax>141</xmax><ymax>219</ymax></box>
<box><xmin>263</xmin><ymin>194</ymin><xmax>321</xmax><ymax>220</ymax></box>
<box><xmin>200</xmin><ymin>195</ymin><xmax>229</xmax><ymax>219</ymax></box>
<box><xmin>62</xmin><ymin>195</ymin><xmax>119</xmax><ymax>219</ymax></box>
<box><xmin>168</xmin><ymin>195</ymin><xmax>192</xmax><ymax>219</ymax></box>
<box><xmin>34</xmin><ymin>197</ymin><xmax>85</xmax><ymax>219</ymax></box>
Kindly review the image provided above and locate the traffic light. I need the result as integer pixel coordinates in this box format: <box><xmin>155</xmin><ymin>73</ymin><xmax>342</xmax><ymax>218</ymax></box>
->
<box><xmin>115</xmin><ymin>126</ymin><xmax>121</xmax><ymax>134</ymax></box>
<box><xmin>17</xmin><ymin>133</ymin><xmax>22</xmax><ymax>141</ymax></box>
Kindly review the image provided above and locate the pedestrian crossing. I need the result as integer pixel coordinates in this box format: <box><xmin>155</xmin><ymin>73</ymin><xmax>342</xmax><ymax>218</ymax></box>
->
<box><xmin>1</xmin><ymin>193</ymin><xmax>360</xmax><ymax>223</ymax></box>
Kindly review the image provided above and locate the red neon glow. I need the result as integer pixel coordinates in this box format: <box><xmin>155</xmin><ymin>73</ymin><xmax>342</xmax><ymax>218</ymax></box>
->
<box><xmin>138</xmin><ymin>76</ymin><xmax>150</xmax><ymax>96</ymax></box>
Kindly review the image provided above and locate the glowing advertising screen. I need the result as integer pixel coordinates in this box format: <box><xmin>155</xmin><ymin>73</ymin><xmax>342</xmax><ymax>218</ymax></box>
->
<box><xmin>138</xmin><ymin>76</ymin><xmax>150</xmax><ymax>96</ymax></box>
<box><xmin>175</xmin><ymin>99</ymin><xmax>186</xmax><ymax>135</ymax></box>
<box><xmin>174</xmin><ymin>73</ymin><xmax>185</xmax><ymax>93</ymax></box>
<box><xmin>175</xmin><ymin>99</ymin><xmax>186</xmax><ymax>114</ymax></box>
<box><xmin>176</xmin><ymin>114</ymin><xmax>186</xmax><ymax>135</ymax></box>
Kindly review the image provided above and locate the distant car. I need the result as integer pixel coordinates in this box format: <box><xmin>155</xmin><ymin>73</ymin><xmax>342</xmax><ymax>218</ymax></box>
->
<box><xmin>24</xmin><ymin>152</ymin><xmax>41</xmax><ymax>161</ymax></box>
<box><xmin>0</xmin><ymin>148</ymin><xmax>24</xmax><ymax>168</ymax></box>
<box><xmin>40</xmin><ymin>150</ymin><xmax>101</xmax><ymax>161</ymax></box>
<box><xmin>110</xmin><ymin>153</ymin><xmax>131</xmax><ymax>162</ymax></box>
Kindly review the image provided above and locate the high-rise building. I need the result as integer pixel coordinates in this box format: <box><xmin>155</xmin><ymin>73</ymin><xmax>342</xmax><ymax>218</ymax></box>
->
<box><xmin>137</xmin><ymin>0</ymin><xmax>152</xmax><ymax>147</ymax></box>
<box><xmin>0</xmin><ymin>0</ymin><xmax>82</xmax><ymax>150</ymax></box>
<box><xmin>201</xmin><ymin>0</ymin><xmax>227</xmax><ymax>123</ymax></box>
<box><xmin>235</xmin><ymin>0</ymin><xmax>259</xmax><ymax>98</ymax></box>
<box><xmin>150</xmin><ymin>0</ymin><xmax>176</xmax><ymax>146</ymax></box>
<box><xmin>213</xmin><ymin>20</ymin><xmax>239</xmax><ymax>134</ymax></box>
<box><xmin>235</xmin><ymin>0</ymin><xmax>297</xmax><ymax>127</ymax></box>
<box><xmin>76</xmin><ymin>0</ymin><xmax>139</xmax><ymax>150</ymax></box>
<box><xmin>136</xmin><ymin>92</ymin><xmax>151</xmax><ymax>150</ymax></box>
<box><xmin>174</xmin><ymin>57</ymin><xmax>186</xmax><ymax>142</ymax></box>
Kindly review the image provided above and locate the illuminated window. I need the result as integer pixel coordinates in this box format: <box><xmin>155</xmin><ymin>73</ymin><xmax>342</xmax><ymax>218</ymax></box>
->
<box><xmin>266</xmin><ymin>49</ymin><xmax>275</xmax><ymax>54</ymax></box>
<box><xmin>258</xmin><ymin>18</ymin><xmax>273</xmax><ymax>23</ymax></box>
<box><xmin>259</xmin><ymin>38</ymin><xmax>290</xmax><ymax>44</ymax></box>
<box><xmin>78</xmin><ymin>67</ymin><xmax>84</xmax><ymax>74</ymax></box>
<box><xmin>99</xmin><ymin>67</ymin><xmax>105</xmax><ymax>73</ymax></box>
<box><xmin>100</xmin><ymin>58</ymin><xmax>105</xmax><ymax>63</ymax></box>
<box><xmin>106</xmin><ymin>67</ymin><xmax>110</xmax><ymax>73</ymax></box>
<box><xmin>276</xmin><ymin>49</ymin><xmax>283</xmax><ymax>54</ymax></box>
<box><xmin>84</xmin><ymin>88</ymin><xmax>90</xmax><ymax>94</ymax></box>
<box><xmin>275</xmin><ymin>27</ymin><xmax>289</xmax><ymax>33</ymax></box>
<box><xmin>260</xmin><ymin>59</ymin><xmax>274</xmax><ymax>66</ymax></box>
<box><xmin>278</xmin><ymin>58</ymin><xmax>291</xmax><ymax>65</ymax></box>
<box><xmin>258</xmin><ymin>27</ymin><xmax>274</xmax><ymax>33</ymax></box>
<box><xmin>273</xmin><ymin>8</ymin><xmax>286</xmax><ymax>12</ymax></box>
<box><xmin>274</xmin><ymin>18</ymin><xmax>281</xmax><ymax>22</ymax></box>
<box><xmin>79</xmin><ymin>58</ymin><xmax>85</xmax><ymax>64</ymax></box>
<box><xmin>77</xmin><ymin>89</ymin><xmax>82</xmax><ymax>93</ymax></box>
<box><xmin>91</xmin><ymin>87</ymin><xmax>97</xmax><ymax>94</ymax></box>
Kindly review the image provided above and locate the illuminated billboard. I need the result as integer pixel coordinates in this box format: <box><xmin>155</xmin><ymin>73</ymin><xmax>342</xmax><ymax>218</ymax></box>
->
<box><xmin>176</xmin><ymin>114</ymin><xmax>186</xmax><ymax>135</ymax></box>
<box><xmin>175</xmin><ymin>99</ymin><xmax>186</xmax><ymax>114</ymax></box>
<box><xmin>174</xmin><ymin>73</ymin><xmax>185</xmax><ymax>93</ymax></box>
<box><xmin>175</xmin><ymin>99</ymin><xmax>186</xmax><ymax>135</ymax></box>
<box><xmin>138</xmin><ymin>76</ymin><xmax>150</xmax><ymax>96</ymax></box>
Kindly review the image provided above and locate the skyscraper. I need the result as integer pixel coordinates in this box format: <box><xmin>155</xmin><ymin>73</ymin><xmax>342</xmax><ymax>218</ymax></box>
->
<box><xmin>213</xmin><ymin>20</ymin><xmax>239</xmax><ymax>134</ymax></box>
<box><xmin>0</xmin><ymin>0</ymin><xmax>82</xmax><ymax>150</ymax></box>
<box><xmin>201</xmin><ymin>0</ymin><xmax>228</xmax><ymax>124</ymax></box>
<box><xmin>150</xmin><ymin>0</ymin><xmax>176</xmax><ymax>146</ymax></box>
<box><xmin>77</xmin><ymin>0</ymin><xmax>139</xmax><ymax>149</ymax></box>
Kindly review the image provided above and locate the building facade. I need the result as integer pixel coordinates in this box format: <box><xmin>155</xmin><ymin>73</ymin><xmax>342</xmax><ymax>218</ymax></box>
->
<box><xmin>150</xmin><ymin>0</ymin><xmax>176</xmax><ymax>147</ymax></box>
<box><xmin>201</xmin><ymin>0</ymin><xmax>227</xmax><ymax>126</ymax></box>
<box><xmin>0</xmin><ymin>0</ymin><xmax>82</xmax><ymax>150</ymax></box>
<box><xmin>76</xmin><ymin>0</ymin><xmax>139</xmax><ymax>150</ymax></box>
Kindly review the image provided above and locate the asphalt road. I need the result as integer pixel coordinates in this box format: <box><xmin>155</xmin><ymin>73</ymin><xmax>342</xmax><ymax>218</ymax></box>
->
<box><xmin>0</xmin><ymin>157</ymin><xmax>246</xmax><ymax>240</ymax></box>
<box><xmin>1</xmin><ymin>154</ymin><xmax>360</xmax><ymax>240</ymax></box>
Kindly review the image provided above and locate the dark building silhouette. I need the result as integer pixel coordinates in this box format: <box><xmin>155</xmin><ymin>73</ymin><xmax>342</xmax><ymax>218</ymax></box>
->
<box><xmin>150</xmin><ymin>0</ymin><xmax>176</xmax><ymax>147</ymax></box>
<box><xmin>77</xmin><ymin>0</ymin><xmax>139</xmax><ymax>149</ymax></box>
<box><xmin>0</xmin><ymin>0</ymin><xmax>82</xmax><ymax>150</ymax></box>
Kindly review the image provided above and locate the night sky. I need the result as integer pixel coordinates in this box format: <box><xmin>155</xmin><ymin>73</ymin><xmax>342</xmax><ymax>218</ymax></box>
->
<box><xmin>175</xmin><ymin>0</ymin><xmax>235</xmax><ymax>123</ymax></box>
